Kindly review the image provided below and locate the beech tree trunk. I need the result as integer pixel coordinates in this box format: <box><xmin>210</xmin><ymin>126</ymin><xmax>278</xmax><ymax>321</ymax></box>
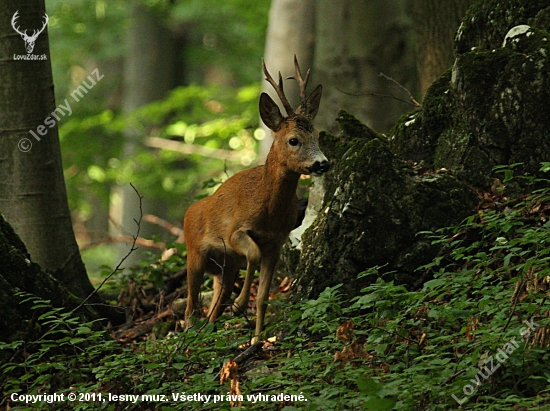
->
<box><xmin>411</xmin><ymin>0</ymin><xmax>475</xmax><ymax>97</ymax></box>
<box><xmin>313</xmin><ymin>0</ymin><xmax>417</xmax><ymax>134</ymax></box>
<box><xmin>259</xmin><ymin>0</ymin><xmax>316</xmax><ymax>159</ymax></box>
<box><xmin>110</xmin><ymin>3</ymin><xmax>177</xmax><ymax>266</ymax></box>
<box><xmin>0</xmin><ymin>0</ymin><xmax>95</xmax><ymax>300</ymax></box>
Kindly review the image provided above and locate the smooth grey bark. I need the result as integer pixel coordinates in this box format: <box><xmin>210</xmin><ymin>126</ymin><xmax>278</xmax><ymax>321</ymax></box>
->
<box><xmin>110</xmin><ymin>3</ymin><xmax>177</xmax><ymax>266</ymax></box>
<box><xmin>0</xmin><ymin>0</ymin><xmax>95</xmax><ymax>299</ymax></box>
<box><xmin>313</xmin><ymin>0</ymin><xmax>417</xmax><ymax>134</ymax></box>
<box><xmin>259</xmin><ymin>0</ymin><xmax>316</xmax><ymax>159</ymax></box>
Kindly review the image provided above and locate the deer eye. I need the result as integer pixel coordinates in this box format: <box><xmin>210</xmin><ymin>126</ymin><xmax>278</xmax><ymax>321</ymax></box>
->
<box><xmin>289</xmin><ymin>138</ymin><xmax>300</xmax><ymax>146</ymax></box>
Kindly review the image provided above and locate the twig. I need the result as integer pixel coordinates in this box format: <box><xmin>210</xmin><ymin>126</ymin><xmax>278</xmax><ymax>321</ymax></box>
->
<box><xmin>337</xmin><ymin>87</ymin><xmax>417</xmax><ymax>107</ymax></box>
<box><xmin>79</xmin><ymin>235</ymin><xmax>165</xmax><ymax>251</ymax></box>
<box><xmin>336</xmin><ymin>72</ymin><xmax>421</xmax><ymax>108</ymax></box>
<box><xmin>378</xmin><ymin>72</ymin><xmax>422</xmax><ymax>108</ymax></box>
<box><xmin>145</xmin><ymin>136</ymin><xmax>241</xmax><ymax>161</ymax></box>
<box><xmin>213</xmin><ymin>341</ymin><xmax>263</xmax><ymax>381</ymax></box>
<box><xmin>69</xmin><ymin>183</ymin><xmax>144</xmax><ymax>316</ymax></box>
<box><xmin>233</xmin><ymin>341</ymin><xmax>264</xmax><ymax>364</ymax></box>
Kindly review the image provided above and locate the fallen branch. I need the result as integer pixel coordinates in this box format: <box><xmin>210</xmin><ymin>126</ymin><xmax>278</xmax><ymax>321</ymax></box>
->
<box><xmin>144</xmin><ymin>214</ymin><xmax>184</xmax><ymax>242</ymax></box>
<box><xmin>145</xmin><ymin>136</ymin><xmax>242</xmax><ymax>162</ymax></box>
<box><xmin>79</xmin><ymin>235</ymin><xmax>165</xmax><ymax>251</ymax></box>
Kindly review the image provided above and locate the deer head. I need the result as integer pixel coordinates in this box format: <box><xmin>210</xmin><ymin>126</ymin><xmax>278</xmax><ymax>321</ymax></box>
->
<box><xmin>12</xmin><ymin>11</ymin><xmax>49</xmax><ymax>54</ymax></box>
<box><xmin>260</xmin><ymin>55</ymin><xmax>330</xmax><ymax>176</ymax></box>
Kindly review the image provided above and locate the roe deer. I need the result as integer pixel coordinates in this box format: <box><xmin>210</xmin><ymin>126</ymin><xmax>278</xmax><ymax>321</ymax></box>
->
<box><xmin>184</xmin><ymin>56</ymin><xmax>329</xmax><ymax>343</ymax></box>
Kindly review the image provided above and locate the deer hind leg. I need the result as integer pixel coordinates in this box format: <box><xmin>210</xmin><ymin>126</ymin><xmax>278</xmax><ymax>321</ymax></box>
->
<box><xmin>229</xmin><ymin>229</ymin><xmax>261</xmax><ymax>315</ymax></box>
<box><xmin>206</xmin><ymin>266</ymin><xmax>239</xmax><ymax>321</ymax></box>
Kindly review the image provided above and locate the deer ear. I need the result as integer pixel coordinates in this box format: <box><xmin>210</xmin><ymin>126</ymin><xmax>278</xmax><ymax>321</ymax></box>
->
<box><xmin>259</xmin><ymin>92</ymin><xmax>284</xmax><ymax>131</ymax></box>
<box><xmin>305</xmin><ymin>84</ymin><xmax>322</xmax><ymax>120</ymax></box>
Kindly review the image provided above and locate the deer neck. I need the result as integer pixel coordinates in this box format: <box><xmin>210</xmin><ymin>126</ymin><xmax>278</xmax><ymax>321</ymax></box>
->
<box><xmin>263</xmin><ymin>152</ymin><xmax>300</xmax><ymax>215</ymax></box>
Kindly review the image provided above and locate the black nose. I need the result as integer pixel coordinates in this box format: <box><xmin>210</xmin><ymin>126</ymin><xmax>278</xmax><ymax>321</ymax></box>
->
<box><xmin>308</xmin><ymin>160</ymin><xmax>330</xmax><ymax>175</ymax></box>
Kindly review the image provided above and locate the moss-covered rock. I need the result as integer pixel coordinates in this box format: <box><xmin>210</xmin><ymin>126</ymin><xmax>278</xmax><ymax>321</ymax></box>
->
<box><xmin>392</xmin><ymin>1</ymin><xmax>550</xmax><ymax>189</ymax></box>
<box><xmin>293</xmin><ymin>112</ymin><xmax>477</xmax><ymax>299</ymax></box>
<box><xmin>455</xmin><ymin>0</ymin><xmax>549</xmax><ymax>54</ymax></box>
<box><xmin>288</xmin><ymin>1</ymin><xmax>550</xmax><ymax>302</ymax></box>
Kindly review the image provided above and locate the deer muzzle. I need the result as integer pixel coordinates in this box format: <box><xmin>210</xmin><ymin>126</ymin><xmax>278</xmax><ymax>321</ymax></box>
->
<box><xmin>308</xmin><ymin>159</ymin><xmax>331</xmax><ymax>176</ymax></box>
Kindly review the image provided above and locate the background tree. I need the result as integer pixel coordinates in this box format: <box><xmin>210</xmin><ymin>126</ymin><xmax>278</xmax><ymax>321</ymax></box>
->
<box><xmin>0</xmin><ymin>0</ymin><xmax>96</xmax><ymax>300</ymax></box>
<box><xmin>110</xmin><ymin>2</ymin><xmax>179</xmax><ymax>266</ymax></box>
<box><xmin>258</xmin><ymin>0</ymin><xmax>315</xmax><ymax>158</ymax></box>
<box><xmin>411</xmin><ymin>0</ymin><xmax>475</xmax><ymax>97</ymax></box>
<box><xmin>312</xmin><ymin>0</ymin><xmax>417</xmax><ymax>134</ymax></box>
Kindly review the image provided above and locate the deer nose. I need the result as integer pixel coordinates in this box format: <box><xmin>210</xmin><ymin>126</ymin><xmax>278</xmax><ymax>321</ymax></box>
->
<box><xmin>308</xmin><ymin>160</ymin><xmax>330</xmax><ymax>175</ymax></box>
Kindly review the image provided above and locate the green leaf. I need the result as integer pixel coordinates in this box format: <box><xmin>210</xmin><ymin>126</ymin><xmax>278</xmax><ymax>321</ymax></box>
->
<box><xmin>364</xmin><ymin>396</ymin><xmax>396</xmax><ymax>410</ymax></box>
<box><xmin>357</xmin><ymin>376</ymin><xmax>382</xmax><ymax>395</ymax></box>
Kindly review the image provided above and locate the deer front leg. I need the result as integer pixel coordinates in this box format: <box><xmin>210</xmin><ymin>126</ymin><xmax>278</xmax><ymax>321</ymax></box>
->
<box><xmin>184</xmin><ymin>249</ymin><xmax>205</xmax><ymax>329</ymax></box>
<box><xmin>229</xmin><ymin>229</ymin><xmax>260</xmax><ymax>314</ymax></box>
<box><xmin>252</xmin><ymin>253</ymin><xmax>279</xmax><ymax>344</ymax></box>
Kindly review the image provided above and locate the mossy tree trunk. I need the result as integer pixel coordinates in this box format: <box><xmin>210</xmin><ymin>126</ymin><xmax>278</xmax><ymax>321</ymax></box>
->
<box><xmin>0</xmin><ymin>214</ymin><xmax>99</xmax><ymax>344</ymax></box>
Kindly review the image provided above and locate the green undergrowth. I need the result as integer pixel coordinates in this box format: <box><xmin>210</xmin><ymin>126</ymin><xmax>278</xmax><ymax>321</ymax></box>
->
<box><xmin>2</xmin><ymin>170</ymin><xmax>550</xmax><ymax>410</ymax></box>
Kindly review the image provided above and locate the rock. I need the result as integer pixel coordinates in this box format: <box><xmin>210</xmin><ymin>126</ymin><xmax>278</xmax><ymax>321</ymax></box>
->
<box><xmin>292</xmin><ymin>113</ymin><xmax>477</xmax><ymax>299</ymax></box>
<box><xmin>392</xmin><ymin>1</ymin><xmax>550</xmax><ymax>189</ymax></box>
<box><xmin>286</xmin><ymin>1</ymin><xmax>550</xmax><ymax>301</ymax></box>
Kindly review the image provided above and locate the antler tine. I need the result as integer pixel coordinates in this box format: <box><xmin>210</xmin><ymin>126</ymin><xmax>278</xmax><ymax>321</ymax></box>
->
<box><xmin>262</xmin><ymin>59</ymin><xmax>295</xmax><ymax>117</ymax></box>
<box><xmin>286</xmin><ymin>54</ymin><xmax>311</xmax><ymax>111</ymax></box>
<box><xmin>11</xmin><ymin>11</ymin><xmax>25</xmax><ymax>36</ymax></box>
<box><xmin>30</xmin><ymin>14</ymin><xmax>49</xmax><ymax>39</ymax></box>
<box><xmin>40</xmin><ymin>14</ymin><xmax>49</xmax><ymax>32</ymax></box>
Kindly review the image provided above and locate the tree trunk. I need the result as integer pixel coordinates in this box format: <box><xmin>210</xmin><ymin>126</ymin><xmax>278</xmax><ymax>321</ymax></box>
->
<box><xmin>110</xmin><ymin>3</ymin><xmax>177</xmax><ymax>267</ymax></box>
<box><xmin>0</xmin><ymin>214</ymin><xmax>98</xmax><ymax>344</ymax></box>
<box><xmin>411</xmin><ymin>0</ymin><xmax>474</xmax><ymax>98</ymax></box>
<box><xmin>0</xmin><ymin>0</ymin><xmax>95</xmax><ymax>300</ymax></box>
<box><xmin>259</xmin><ymin>0</ymin><xmax>316</xmax><ymax>159</ymax></box>
<box><xmin>313</xmin><ymin>0</ymin><xmax>417</xmax><ymax>134</ymax></box>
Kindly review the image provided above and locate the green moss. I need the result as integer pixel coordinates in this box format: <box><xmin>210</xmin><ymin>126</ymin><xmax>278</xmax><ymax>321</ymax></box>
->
<box><xmin>534</xmin><ymin>6</ymin><xmax>550</xmax><ymax>28</ymax></box>
<box><xmin>456</xmin><ymin>0</ymin><xmax>550</xmax><ymax>54</ymax></box>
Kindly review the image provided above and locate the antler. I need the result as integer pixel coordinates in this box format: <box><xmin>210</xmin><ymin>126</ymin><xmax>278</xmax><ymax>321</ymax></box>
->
<box><xmin>287</xmin><ymin>54</ymin><xmax>311</xmax><ymax>112</ymax></box>
<box><xmin>262</xmin><ymin>59</ymin><xmax>295</xmax><ymax>117</ymax></box>
<box><xmin>30</xmin><ymin>14</ymin><xmax>49</xmax><ymax>40</ymax></box>
<box><xmin>11</xmin><ymin>11</ymin><xmax>26</xmax><ymax>37</ymax></box>
<box><xmin>11</xmin><ymin>11</ymin><xmax>48</xmax><ymax>40</ymax></box>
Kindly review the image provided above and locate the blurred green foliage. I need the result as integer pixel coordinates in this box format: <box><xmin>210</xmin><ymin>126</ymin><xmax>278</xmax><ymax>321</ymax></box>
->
<box><xmin>44</xmin><ymin>0</ymin><xmax>271</xmax><ymax>272</ymax></box>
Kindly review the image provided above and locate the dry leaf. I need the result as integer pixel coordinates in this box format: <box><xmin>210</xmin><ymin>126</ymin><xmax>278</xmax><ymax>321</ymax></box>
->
<box><xmin>336</xmin><ymin>321</ymin><xmax>355</xmax><ymax>342</ymax></box>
